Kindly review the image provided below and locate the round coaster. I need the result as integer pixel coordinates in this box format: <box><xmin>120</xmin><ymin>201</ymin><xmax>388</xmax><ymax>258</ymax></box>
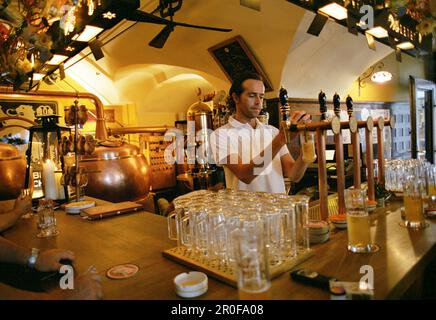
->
<box><xmin>106</xmin><ymin>264</ymin><xmax>139</xmax><ymax>279</ymax></box>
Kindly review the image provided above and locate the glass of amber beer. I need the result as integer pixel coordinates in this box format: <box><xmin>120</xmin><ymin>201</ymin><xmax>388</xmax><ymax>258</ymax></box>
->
<box><xmin>401</xmin><ymin>175</ymin><xmax>429</xmax><ymax>229</ymax></box>
<box><xmin>345</xmin><ymin>188</ymin><xmax>379</xmax><ymax>253</ymax></box>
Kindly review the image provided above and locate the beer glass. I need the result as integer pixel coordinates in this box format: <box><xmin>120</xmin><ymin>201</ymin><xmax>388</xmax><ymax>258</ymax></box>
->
<box><xmin>277</xmin><ymin>199</ymin><xmax>297</xmax><ymax>258</ymax></box>
<box><xmin>207</xmin><ymin>205</ymin><xmax>227</xmax><ymax>265</ymax></box>
<box><xmin>232</xmin><ymin>221</ymin><xmax>271</xmax><ymax>300</ymax></box>
<box><xmin>190</xmin><ymin>205</ymin><xmax>209</xmax><ymax>257</ymax></box>
<box><xmin>345</xmin><ymin>188</ymin><xmax>378</xmax><ymax>253</ymax></box>
<box><xmin>20</xmin><ymin>188</ymin><xmax>33</xmax><ymax>219</ymax></box>
<box><xmin>401</xmin><ymin>175</ymin><xmax>428</xmax><ymax>229</ymax></box>
<box><xmin>289</xmin><ymin>195</ymin><xmax>310</xmax><ymax>252</ymax></box>
<box><xmin>261</xmin><ymin>205</ymin><xmax>283</xmax><ymax>265</ymax></box>
<box><xmin>167</xmin><ymin>198</ymin><xmax>191</xmax><ymax>247</ymax></box>
<box><xmin>36</xmin><ymin>199</ymin><xmax>59</xmax><ymax>238</ymax></box>
<box><xmin>424</xmin><ymin>166</ymin><xmax>436</xmax><ymax>215</ymax></box>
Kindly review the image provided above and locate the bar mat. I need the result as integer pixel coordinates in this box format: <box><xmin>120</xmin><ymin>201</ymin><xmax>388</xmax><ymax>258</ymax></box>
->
<box><xmin>162</xmin><ymin>247</ymin><xmax>313</xmax><ymax>287</ymax></box>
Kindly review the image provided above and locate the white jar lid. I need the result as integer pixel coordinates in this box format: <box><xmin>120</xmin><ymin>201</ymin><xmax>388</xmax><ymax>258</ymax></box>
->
<box><xmin>174</xmin><ymin>271</ymin><xmax>208</xmax><ymax>298</ymax></box>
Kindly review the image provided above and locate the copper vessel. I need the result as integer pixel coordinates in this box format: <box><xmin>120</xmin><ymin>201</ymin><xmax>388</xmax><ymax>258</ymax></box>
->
<box><xmin>0</xmin><ymin>142</ymin><xmax>26</xmax><ymax>200</ymax></box>
<box><xmin>80</xmin><ymin>143</ymin><xmax>151</xmax><ymax>203</ymax></box>
<box><xmin>0</xmin><ymin>91</ymin><xmax>151</xmax><ymax>203</ymax></box>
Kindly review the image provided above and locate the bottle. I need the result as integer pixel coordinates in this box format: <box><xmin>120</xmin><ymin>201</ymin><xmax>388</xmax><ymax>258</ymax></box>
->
<box><xmin>258</xmin><ymin>100</ymin><xmax>269</xmax><ymax>125</ymax></box>
<box><xmin>300</xmin><ymin>130</ymin><xmax>316</xmax><ymax>163</ymax></box>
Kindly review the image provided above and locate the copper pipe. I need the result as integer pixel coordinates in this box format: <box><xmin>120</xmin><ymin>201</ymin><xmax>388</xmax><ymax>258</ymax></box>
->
<box><xmin>334</xmin><ymin>130</ymin><xmax>346</xmax><ymax>215</ymax></box>
<box><xmin>365</xmin><ymin>125</ymin><xmax>375</xmax><ymax>201</ymax></box>
<box><xmin>352</xmin><ymin>132</ymin><xmax>361</xmax><ymax>189</ymax></box>
<box><xmin>0</xmin><ymin>90</ymin><xmax>108</xmax><ymax>140</ymax></box>
<box><xmin>316</xmin><ymin>128</ymin><xmax>328</xmax><ymax>220</ymax></box>
<box><xmin>109</xmin><ymin>126</ymin><xmax>176</xmax><ymax>135</ymax></box>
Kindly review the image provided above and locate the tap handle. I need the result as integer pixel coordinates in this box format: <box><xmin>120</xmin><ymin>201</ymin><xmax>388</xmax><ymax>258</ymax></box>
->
<box><xmin>346</xmin><ymin>95</ymin><xmax>353</xmax><ymax>118</ymax></box>
<box><xmin>333</xmin><ymin>92</ymin><xmax>340</xmax><ymax>117</ymax></box>
<box><xmin>319</xmin><ymin>90</ymin><xmax>327</xmax><ymax>120</ymax></box>
<box><xmin>279</xmin><ymin>87</ymin><xmax>289</xmax><ymax>107</ymax></box>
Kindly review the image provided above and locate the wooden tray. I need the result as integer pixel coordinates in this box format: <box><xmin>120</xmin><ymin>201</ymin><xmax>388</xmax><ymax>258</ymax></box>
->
<box><xmin>162</xmin><ymin>247</ymin><xmax>313</xmax><ymax>287</ymax></box>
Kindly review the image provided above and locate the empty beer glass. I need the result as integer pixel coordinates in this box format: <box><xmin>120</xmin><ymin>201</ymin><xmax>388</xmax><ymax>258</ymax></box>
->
<box><xmin>345</xmin><ymin>188</ymin><xmax>378</xmax><ymax>253</ymax></box>
<box><xmin>289</xmin><ymin>195</ymin><xmax>310</xmax><ymax>252</ymax></box>
<box><xmin>36</xmin><ymin>199</ymin><xmax>59</xmax><ymax>238</ymax></box>
<box><xmin>277</xmin><ymin>199</ymin><xmax>297</xmax><ymax>258</ymax></box>
<box><xmin>261</xmin><ymin>205</ymin><xmax>283</xmax><ymax>265</ymax></box>
<box><xmin>167</xmin><ymin>198</ymin><xmax>190</xmax><ymax>247</ymax></box>
<box><xmin>207</xmin><ymin>205</ymin><xmax>227</xmax><ymax>265</ymax></box>
<box><xmin>20</xmin><ymin>188</ymin><xmax>33</xmax><ymax>219</ymax></box>
<box><xmin>232</xmin><ymin>221</ymin><xmax>271</xmax><ymax>300</ymax></box>
<box><xmin>401</xmin><ymin>175</ymin><xmax>428</xmax><ymax>229</ymax></box>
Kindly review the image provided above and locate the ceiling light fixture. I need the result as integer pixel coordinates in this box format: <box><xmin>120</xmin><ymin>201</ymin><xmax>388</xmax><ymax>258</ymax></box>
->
<box><xmin>47</xmin><ymin>54</ymin><xmax>68</xmax><ymax>65</ymax></box>
<box><xmin>366</xmin><ymin>26</ymin><xmax>388</xmax><ymax>38</ymax></box>
<box><xmin>72</xmin><ymin>25</ymin><xmax>104</xmax><ymax>42</ymax></box>
<box><xmin>371</xmin><ymin>71</ymin><xmax>392</xmax><ymax>83</ymax></box>
<box><xmin>397</xmin><ymin>41</ymin><xmax>414</xmax><ymax>50</ymax></box>
<box><xmin>32</xmin><ymin>73</ymin><xmax>45</xmax><ymax>81</ymax></box>
<box><xmin>318</xmin><ymin>3</ymin><xmax>348</xmax><ymax>20</ymax></box>
<box><xmin>358</xmin><ymin>61</ymin><xmax>391</xmax><ymax>96</ymax></box>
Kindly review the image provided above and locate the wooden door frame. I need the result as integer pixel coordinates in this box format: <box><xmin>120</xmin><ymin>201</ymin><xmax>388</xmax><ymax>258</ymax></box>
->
<box><xmin>409</xmin><ymin>76</ymin><xmax>436</xmax><ymax>162</ymax></box>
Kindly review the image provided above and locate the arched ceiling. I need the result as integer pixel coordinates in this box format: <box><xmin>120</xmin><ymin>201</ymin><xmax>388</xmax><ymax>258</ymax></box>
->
<box><xmin>281</xmin><ymin>11</ymin><xmax>393</xmax><ymax>99</ymax></box>
<box><xmin>61</xmin><ymin>0</ymin><xmax>419</xmax><ymax>110</ymax></box>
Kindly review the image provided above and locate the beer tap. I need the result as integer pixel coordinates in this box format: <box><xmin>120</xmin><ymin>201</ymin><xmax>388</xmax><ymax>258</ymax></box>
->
<box><xmin>346</xmin><ymin>95</ymin><xmax>353</xmax><ymax>119</ymax></box>
<box><xmin>279</xmin><ymin>87</ymin><xmax>292</xmax><ymax>144</ymax></box>
<box><xmin>333</xmin><ymin>92</ymin><xmax>341</xmax><ymax>118</ymax></box>
<box><xmin>279</xmin><ymin>89</ymin><xmax>341</xmax><ymax>220</ymax></box>
<box><xmin>347</xmin><ymin>95</ymin><xmax>362</xmax><ymax>189</ymax></box>
<box><xmin>332</xmin><ymin>93</ymin><xmax>346</xmax><ymax>215</ymax></box>
<box><xmin>319</xmin><ymin>91</ymin><xmax>327</xmax><ymax>121</ymax></box>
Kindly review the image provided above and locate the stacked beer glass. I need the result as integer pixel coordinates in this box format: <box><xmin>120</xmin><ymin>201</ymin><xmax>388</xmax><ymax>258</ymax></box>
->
<box><xmin>167</xmin><ymin>189</ymin><xmax>310</xmax><ymax>268</ymax></box>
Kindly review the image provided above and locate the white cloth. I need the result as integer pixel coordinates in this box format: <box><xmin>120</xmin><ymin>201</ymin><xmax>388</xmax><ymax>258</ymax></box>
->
<box><xmin>210</xmin><ymin>116</ymin><xmax>289</xmax><ymax>193</ymax></box>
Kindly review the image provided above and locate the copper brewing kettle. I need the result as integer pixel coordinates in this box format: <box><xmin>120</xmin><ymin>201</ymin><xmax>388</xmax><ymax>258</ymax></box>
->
<box><xmin>0</xmin><ymin>142</ymin><xmax>26</xmax><ymax>200</ymax></box>
<box><xmin>80</xmin><ymin>141</ymin><xmax>151</xmax><ymax>203</ymax></box>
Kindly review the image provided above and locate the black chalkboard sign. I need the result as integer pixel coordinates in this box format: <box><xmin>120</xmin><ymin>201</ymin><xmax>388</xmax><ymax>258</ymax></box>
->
<box><xmin>208</xmin><ymin>35</ymin><xmax>273</xmax><ymax>92</ymax></box>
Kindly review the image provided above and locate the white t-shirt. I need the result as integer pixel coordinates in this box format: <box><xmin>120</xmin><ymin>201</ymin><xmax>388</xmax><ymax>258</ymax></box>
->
<box><xmin>210</xmin><ymin>116</ymin><xmax>289</xmax><ymax>194</ymax></box>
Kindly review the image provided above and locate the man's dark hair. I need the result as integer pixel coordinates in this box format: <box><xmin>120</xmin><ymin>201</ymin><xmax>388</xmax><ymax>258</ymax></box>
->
<box><xmin>228</xmin><ymin>72</ymin><xmax>264</xmax><ymax>110</ymax></box>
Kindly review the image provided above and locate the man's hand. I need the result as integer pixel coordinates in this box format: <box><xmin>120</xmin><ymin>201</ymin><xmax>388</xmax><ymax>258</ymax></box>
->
<box><xmin>35</xmin><ymin>249</ymin><xmax>76</xmax><ymax>272</ymax></box>
<box><xmin>13</xmin><ymin>195</ymin><xmax>32</xmax><ymax>219</ymax></box>
<box><xmin>288</xmin><ymin>111</ymin><xmax>311</xmax><ymax>142</ymax></box>
<box><xmin>51</xmin><ymin>271</ymin><xmax>103</xmax><ymax>300</ymax></box>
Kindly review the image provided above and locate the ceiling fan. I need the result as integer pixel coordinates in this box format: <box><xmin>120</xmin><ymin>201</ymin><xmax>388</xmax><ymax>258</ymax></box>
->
<box><xmin>125</xmin><ymin>0</ymin><xmax>232</xmax><ymax>48</ymax></box>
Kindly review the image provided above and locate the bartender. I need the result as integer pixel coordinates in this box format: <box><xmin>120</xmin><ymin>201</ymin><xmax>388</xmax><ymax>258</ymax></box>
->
<box><xmin>210</xmin><ymin>72</ymin><xmax>315</xmax><ymax>194</ymax></box>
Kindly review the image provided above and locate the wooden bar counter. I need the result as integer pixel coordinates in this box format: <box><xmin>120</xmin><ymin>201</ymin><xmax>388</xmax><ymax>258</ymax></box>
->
<box><xmin>0</xmin><ymin>198</ymin><xmax>435</xmax><ymax>299</ymax></box>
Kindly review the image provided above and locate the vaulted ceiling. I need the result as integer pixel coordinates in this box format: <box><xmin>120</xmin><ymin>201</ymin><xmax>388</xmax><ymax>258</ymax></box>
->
<box><xmin>44</xmin><ymin>0</ymin><xmax>421</xmax><ymax>115</ymax></box>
